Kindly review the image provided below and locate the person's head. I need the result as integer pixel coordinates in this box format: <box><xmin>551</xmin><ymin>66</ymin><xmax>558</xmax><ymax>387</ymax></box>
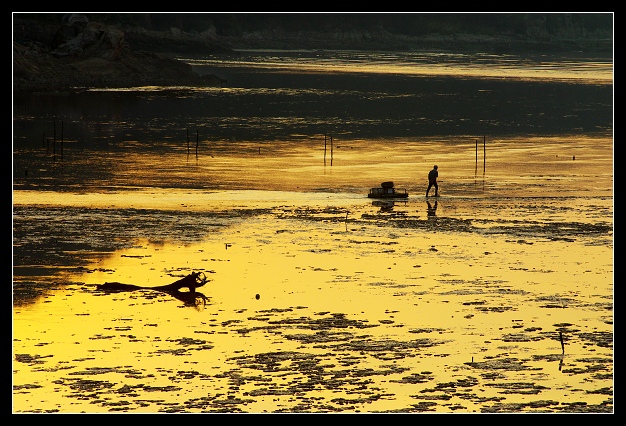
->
<box><xmin>434</xmin><ymin>165</ymin><xmax>438</xmax><ymax>170</ymax></box>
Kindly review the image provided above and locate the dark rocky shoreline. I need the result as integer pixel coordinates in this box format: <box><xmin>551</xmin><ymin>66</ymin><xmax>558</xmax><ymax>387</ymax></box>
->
<box><xmin>13</xmin><ymin>18</ymin><xmax>230</xmax><ymax>94</ymax></box>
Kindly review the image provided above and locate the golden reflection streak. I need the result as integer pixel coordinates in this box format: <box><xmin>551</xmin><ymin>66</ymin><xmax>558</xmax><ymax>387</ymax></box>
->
<box><xmin>12</xmin><ymin>136</ymin><xmax>614</xmax><ymax>201</ymax></box>
<box><xmin>185</xmin><ymin>54</ymin><xmax>613</xmax><ymax>84</ymax></box>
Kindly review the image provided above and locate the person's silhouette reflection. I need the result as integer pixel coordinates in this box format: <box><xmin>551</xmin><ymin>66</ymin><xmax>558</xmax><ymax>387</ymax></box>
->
<box><xmin>427</xmin><ymin>200</ymin><xmax>438</xmax><ymax>217</ymax></box>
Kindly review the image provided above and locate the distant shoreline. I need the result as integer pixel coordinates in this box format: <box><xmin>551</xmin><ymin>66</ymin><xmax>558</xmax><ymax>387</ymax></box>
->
<box><xmin>13</xmin><ymin>16</ymin><xmax>612</xmax><ymax>95</ymax></box>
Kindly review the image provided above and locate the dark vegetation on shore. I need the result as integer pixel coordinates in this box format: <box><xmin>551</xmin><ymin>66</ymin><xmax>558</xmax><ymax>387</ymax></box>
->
<box><xmin>13</xmin><ymin>13</ymin><xmax>613</xmax><ymax>94</ymax></box>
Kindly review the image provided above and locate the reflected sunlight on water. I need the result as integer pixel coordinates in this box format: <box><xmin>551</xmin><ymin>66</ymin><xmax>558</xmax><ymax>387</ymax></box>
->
<box><xmin>13</xmin><ymin>199</ymin><xmax>613</xmax><ymax>412</ymax></box>
<box><xmin>13</xmin><ymin>136</ymin><xmax>613</xmax><ymax>197</ymax></box>
<box><xmin>185</xmin><ymin>50</ymin><xmax>613</xmax><ymax>84</ymax></box>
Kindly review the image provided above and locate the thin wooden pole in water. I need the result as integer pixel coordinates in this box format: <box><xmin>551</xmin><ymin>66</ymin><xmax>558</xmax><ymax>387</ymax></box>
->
<box><xmin>483</xmin><ymin>136</ymin><xmax>486</xmax><ymax>174</ymax></box>
<box><xmin>324</xmin><ymin>134</ymin><xmax>327</xmax><ymax>165</ymax></box>
<box><xmin>196</xmin><ymin>130</ymin><xmax>199</xmax><ymax>158</ymax></box>
<box><xmin>330</xmin><ymin>134</ymin><xmax>334</xmax><ymax>166</ymax></box>
<box><xmin>475</xmin><ymin>139</ymin><xmax>478</xmax><ymax>175</ymax></box>
<box><xmin>187</xmin><ymin>129</ymin><xmax>190</xmax><ymax>157</ymax></box>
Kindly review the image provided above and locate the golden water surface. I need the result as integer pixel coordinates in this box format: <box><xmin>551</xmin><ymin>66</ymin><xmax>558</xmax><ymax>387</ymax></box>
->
<box><xmin>13</xmin><ymin>136</ymin><xmax>613</xmax><ymax>413</ymax></box>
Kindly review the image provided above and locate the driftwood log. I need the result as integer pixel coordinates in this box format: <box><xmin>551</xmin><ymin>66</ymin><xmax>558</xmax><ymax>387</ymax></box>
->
<box><xmin>96</xmin><ymin>271</ymin><xmax>209</xmax><ymax>306</ymax></box>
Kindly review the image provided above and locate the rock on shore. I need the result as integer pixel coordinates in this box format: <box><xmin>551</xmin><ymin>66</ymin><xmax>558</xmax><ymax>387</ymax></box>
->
<box><xmin>13</xmin><ymin>16</ymin><xmax>227</xmax><ymax>94</ymax></box>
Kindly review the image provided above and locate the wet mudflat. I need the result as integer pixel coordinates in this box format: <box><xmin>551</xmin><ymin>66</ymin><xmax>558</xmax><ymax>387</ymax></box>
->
<box><xmin>12</xmin><ymin>138</ymin><xmax>613</xmax><ymax>413</ymax></box>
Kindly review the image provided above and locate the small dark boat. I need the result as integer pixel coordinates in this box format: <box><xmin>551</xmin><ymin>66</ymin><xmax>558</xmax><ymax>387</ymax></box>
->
<box><xmin>367</xmin><ymin>181</ymin><xmax>409</xmax><ymax>199</ymax></box>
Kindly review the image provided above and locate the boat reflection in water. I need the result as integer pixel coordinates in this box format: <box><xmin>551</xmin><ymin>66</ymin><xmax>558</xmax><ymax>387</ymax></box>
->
<box><xmin>372</xmin><ymin>199</ymin><xmax>396</xmax><ymax>212</ymax></box>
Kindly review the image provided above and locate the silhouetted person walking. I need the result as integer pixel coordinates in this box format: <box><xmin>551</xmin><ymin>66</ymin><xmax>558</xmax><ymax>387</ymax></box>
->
<box><xmin>426</xmin><ymin>165</ymin><xmax>439</xmax><ymax>197</ymax></box>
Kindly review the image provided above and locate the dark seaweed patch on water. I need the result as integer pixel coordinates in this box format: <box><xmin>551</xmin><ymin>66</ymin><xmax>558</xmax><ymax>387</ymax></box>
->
<box><xmin>561</xmin><ymin>363</ymin><xmax>611</xmax><ymax>375</ymax></box>
<box><xmin>330</xmin><ymin>393</ymin><xmax>394</xmax><ymax>408</ymax></box>
<box><xmin>14</xmin><ymin>353</ymin><xmax>53</xmax><ymax>365</ymax></box>
<box><xmin>463</xmin><ymin>300</ymin><xmax>487</xmax><ymax>306</ymax></box>
<box><xmin>575</xmin><ymin>357</ymin><xmax>613</xmax><ymax>364</ymax></box>
<box><xmin>408</xmin><ymin>328</ymin><xmax>447</xmax><ymax>334</ymax></box>
<box><xmin>326</xmin><ymin>337</ymin><xmax>444</xmax><ymax>355</ymax></box>
<box><xmin>89</xmin><ymin>334</ymin><xmax>116</xmax><ymax>340</ymax></box>
<box><xmin>475</xmin><ymin>305</ymin><xmax>514</xmax><ymax>313</ymax></box>
<box><xmin>586</xmin><ymin>387</ymin><xmax>613</xmax><ymax>395</ymax></box>
<box><xmin>167</xmin><ymin>337</ymin><xmax>211</xmax><ymax>346</ymax></box>
<box><xmin>170</xmin><ymin>370</ymin><xmax>213</xmax><ymax>380</ymax></box>
<box><xmin>67</xmin><ymin>367</ymin><xmax>143</xmax><ymax>376</ymax></box>
<box><xmin>500</xmin><ymin>333</ymin><xmax>543</xmax><ymax>343</ymax></box>
<box><xmin>390</xmin><ymin>372</ymin><xmax>435</xmax><ymax>384</ymax></box>
<box><xmin>382</xmin><ymin>401</ymin><xmax>440</xmax><ymax>412</ymax></box>
<box><xmin>177</xmin><ymin>395</ymin><xmax>257</xmax><ymax>413</ymax></box>
<box><xmin>535</xmin><ymin>329</ymin><xmax>613</xmax><ymax>350</ymax></box>
<box><xmin>481</xmin><ymin>399</ymin><xmax>561</xmax><ymax>413</ymax></box>
<box><xmin>417</xmin><ymin>376</ymin><xmax>481</xmax><ymax>405</ymax></box>
<box><xmin>577</xmin><ymin>332</ymin><xmax>613</xmax><ymax>348</ymax></box>
<box><xmin>155</xmin><ymin>348</ymin><xmax>190</xmax><ymax>356</ymax></box>
<box><xmin>410</xmin><ymin>392</ymin><xmax>453</xmax><ymax>400</ymax></box>
<box><xmin>232</xmin><ymin>312</ymin><xmax>379</xmax><ymax>336</ymax></box>
<box><xmin>483</xmin><ymin>381</ymin><xmax>549</xmax><ymax>395</ymax></box>
<box><xmin>270</xmin><ymin>313</ymin><xmax>378</xmax><ymax>330</ymax></box>
<box><xmin>534</xmin><ymin>294</ymin><xmax>579</xmax><ymax>308</ymax></box>
<box><xmin>13</xmin><ymin>383</ymin><xmax>43</xmax><ymax>391</ymax></box>
<box><xmin>284</xmin><ymin>330</ymin><xmax>354</xmax><ymax>344</ymax></box>
<box><xmin>232</xmin><ymin>350</ymin><xmax>321</xmax><ymax>372</ymax></box>
<box><xmin>218</xmin><ymin>349</ymin><xmax>410</xmax><ymax>412</ymax></box>
<box><xmin>234</xmin><ymin>325</ymin><xmax>282</xmax><ymax>335</ymax></box>
<box><xmin>532</xmin><ymin>353</ymin><xmax>565</xmax><ymax>362</ymax></box>
<box><xmin>232</xmin><ymin>350</ymin><xmax>406</xmax><ymax>379</ymax></box>
<box><xmin>478</xmin><ymin>371</ymin><xmax>507</xmax><ymax>380</ymax></box>
<box><xmin>482</xmin><ymin>399</ymin><xmax>613</xmax><ymax>413</ymax></box>
<box><xmin>58</xmin><ymin>378</ymin><xmax>117</xmax><ymax>392</ymax></box>
<box><xmin>466</xmin><ymin>357</ymin><xmax>541</xmax><ymax>372</ymax></box>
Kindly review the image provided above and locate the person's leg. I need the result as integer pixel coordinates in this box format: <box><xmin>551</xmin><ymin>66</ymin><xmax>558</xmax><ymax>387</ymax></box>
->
<box><xmin>434</xmin><ymin>182</ymin><xmax>439</xmax><ymax>196</ymax></box>
<box><xmin>426</xmin><ymin>182</ymin><xmax>432</xmax><ymax>196</ymax></box>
